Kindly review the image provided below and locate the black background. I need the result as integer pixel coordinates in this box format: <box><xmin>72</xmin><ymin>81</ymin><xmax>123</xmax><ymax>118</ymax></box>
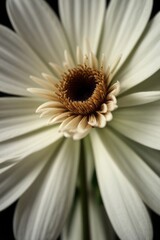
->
<box><xmin>0</xmin><ymin>0</ymin><xmax>160</xmax><ymax>239</ymax></box>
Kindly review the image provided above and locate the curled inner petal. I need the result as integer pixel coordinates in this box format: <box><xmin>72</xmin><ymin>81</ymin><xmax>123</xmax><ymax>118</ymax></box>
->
<box><xmin>28</xmin><ymin>48</ymin><xmax>120</xmax><ymax>139</ymax></box>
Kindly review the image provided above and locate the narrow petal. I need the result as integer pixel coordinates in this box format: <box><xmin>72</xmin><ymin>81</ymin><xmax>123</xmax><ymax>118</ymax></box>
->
<box><xmin>0</xmin><ymin>26</ymin><xmax>50</xmax><ymax>96</ymax></box>
<box><xmin>0</xmin><ymin>125</ymin><xmax>62</xmax><ymax>164</ymax></box>
<box><xmin>111</xmin><ymin>101</ymin><xmax>160</xmax><ymax>149</ymax></box>
<box><xmin>118</xmin><ymin>91</ymin><xmax>160</xmax><ymax>107</ymax></box>
<box><xmin>0</xmin><ymin>115</ymin><xmax>48</xmax><ymax>142</ymax></box>
<box><xmin>62</xmin><ymin>196</ymin><xmax>114</xmax><ymax>240</ymax></box>
<box><xmin>7</xmin><ymin>0</ymin><xmax>70</xmax><ymax>65</ymax></box>
<box><xmin>14</xmin><ymin>139</ymin><xmax>80</xmax><ymax>240</ymax></box>
<box><xmin>89</xmin><ymin>196</ymin><xmax>114</xmax><ymax>240</ymax></box>
<box><xmin>90</xmin><ymin>130</ymin><xmax>153</xmax><ymax>240</ymax></box>
<box><xmin>100</xmin><ymin>0</ymin><xmax>153</xmax><ymax>72</ymax></box>
<box><xmin>0</xmin><ymin>97</ymin><xmax>43</xmax><ymax>118</ymax></box>
<box><xmin>0</xmin><ymin>145</ymin><xmax>57</xmax><ymax>210</ymax></box>
<box><xmin>126</xmin><ymin>139</ymin><xmax>160</xmax><ymax>176</ymax></box>
<box><xmin>0</xmin><ymin>97</ymin><xmax>49</xmax><ymax>141</ymax></box>
<box><xmin>83</xmin><ymin>137</ymin><xmax>94</xmax><ymax>183</ymax></box>
<box><xmin>62</xmin><ymin>200</ymin><xmax>82</xmax><ymax>240</ymax></box>
<box><xmin>59</xmin><ymin>0</ymin><xmax>105</xmax><ymax>54</ymax></box>
<box><xmin>117</xmin><ymin>12</ymin><xmax>160</xmax><ymax>93</ymax></box>
<box><xmin>126</xmin><ymin>69</ymin><xmax>160</xmax><ymax>93</ymax></box>
<box><xmin>99</xmin><ymin>129</ymin><xmax>160</xmax><ymax>214</ymax></box>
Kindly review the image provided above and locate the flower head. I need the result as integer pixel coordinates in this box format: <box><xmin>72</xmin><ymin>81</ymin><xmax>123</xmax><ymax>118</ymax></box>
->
<box><xmin>29</xmin><ymin>48</ymin><xmax>120</xmax><ymax>139</ymax></box>
<box><xmin>0</xmin><ymin>0</ymin><xmax>160</xmax><ymax>240</ymax></box>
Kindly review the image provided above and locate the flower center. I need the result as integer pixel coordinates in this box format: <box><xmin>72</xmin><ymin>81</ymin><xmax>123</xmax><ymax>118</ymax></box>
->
<box><xmin>56</xmin><ymin>66</ymin><xmax>107</xmax><ymax>115</ymax></box>
<box><xmin>28</xmin><ymin>49</ymin><xmax>120</xmax><ymax>140</ymax></box>
<box><xmin>64</xmin><ymin>69</ymin><xmax>96</xmax><ymax>101</ymax></box>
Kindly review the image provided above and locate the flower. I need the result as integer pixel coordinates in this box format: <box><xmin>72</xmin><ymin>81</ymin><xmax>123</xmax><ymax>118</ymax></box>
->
<box><xmin>0</xmin><ymin>0</ymin><xmax>160</xmax><ymax>239</ymax></box>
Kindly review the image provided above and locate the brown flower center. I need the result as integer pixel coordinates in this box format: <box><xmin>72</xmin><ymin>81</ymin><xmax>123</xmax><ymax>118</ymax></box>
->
<box><xmin>56</xmin><ymin>65</ymin><xmax>107</xmax><ymax>115</ymax></box>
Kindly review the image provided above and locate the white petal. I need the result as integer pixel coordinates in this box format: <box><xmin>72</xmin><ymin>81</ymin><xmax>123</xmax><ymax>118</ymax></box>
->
<box><xmin>90</xmin><ymin>130</ymin><xmax>153</xmax><ymax>240</ymax></box>
<box><xmin>117</xmin><ymin>12</ymin><xmax>160</xmax><ymax>93</ymax></box>
<box><xmin>99</xmin><ymin>129</ymin><xmax>160</xmax><ymax>214</ymax></box>
<box><xmin>111</xmin><ymin>101</ymin><xmax>160</xmax><ymax>149</ymax></box>
<box><xmin>0</xmin><ymin>125</ymin><xmax>62</xmax><ymax>164</ymax></box>
<box><xmin>62</xmin><ymin>200</ymin><xmax>82</xmax><ymax>240</ymax></box>
<box><xmin>127</xmin><ymin>139</ymin><xmax>160</xmax><ymax>176</ymax></box>
<box><xmin>7</xmin><ymin>0</ymin><xmax>70</xmax><ymax>65</ymax></box>
<box><xmin>59</xmin><ymin>0</ymin><xmax>105</xmax><ymax>54</ymax></box>
<box><xmin>127</xmin><ymin>69</ymin><xmax>160</xmax><ymax>93</ymax></box>
<box><xmin>14</xmin><ymin>139</ymin><xmax>80</xmax><ymax>240</ymax></box>
<box><xmin>0</xmin><ymin>26</ymin><xmax>50</xmax><ymax>96</ymax></box>
<box><xmin>100</xmin><ymin>0</ymin><xmax>153</xmax><ymax>72</ymax></box>
<box><xmin>0</xmin><ymin>145</ymin><xmax>56</xmax><ymax>210</ymax></box>
<box><xmin>0</xmin><ymin>115</ymin><xmax>48</xmax><ymax>142</ymax></box>
<box><xmin>83</xmin><ymin>137</ymin><xmax>94</xmax><ymax>183</ymax></box>
<box><xmin>0</xmin><ymin>97</ymin><xmax>48</xmax><ymax>141</ymax></box>
<box><xmin>0</xmin><ymin>97</ymin><xmax>43</xmax><ymax>118</ymax></box>
<box><xmin>118</xmin><ymin>91</ymin><xmax>160</xmax><ymax>107</ymax></box>
<box><xmin>62</xmin><ymin>196</ymin><xmax>114</xmax><ymax>240</ymax></box>
<box><xmin>89</xmin><ymin>196</ymin><xmax>113</xmax><ymax>240</ymax></box>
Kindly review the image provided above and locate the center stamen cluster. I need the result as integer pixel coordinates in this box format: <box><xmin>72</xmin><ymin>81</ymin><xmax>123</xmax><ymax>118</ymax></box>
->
<box><xmin>56</xmin><ymin>66</ymin><xmax>107</xmax><ymax>115</ymax></box>
<box><xmin>28</xmin><ymin>49</ymin><xmax>120</xmax><ymax>140</ymax></box>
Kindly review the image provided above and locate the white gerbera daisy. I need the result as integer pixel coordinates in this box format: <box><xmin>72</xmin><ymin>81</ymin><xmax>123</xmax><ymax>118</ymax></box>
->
<box><xmin>0</xmin><ymin>0</ymin><xmax>160</xmax><ymax>239</ymax></box>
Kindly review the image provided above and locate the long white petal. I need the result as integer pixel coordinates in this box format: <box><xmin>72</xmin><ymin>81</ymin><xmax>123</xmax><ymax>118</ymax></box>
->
<box><xmin>0</xmin><ymin>26</ymin><xmax>50</xmax><ymax>96</ymax></box>
<box><xmin>83</xmin><ymin>137</ymin><xmax>94</xmax><ymax>183</ymax></box>
<box><xmin>62</xmin><ymin>200</ymin><xmax>82</xmax><ymax>240</ymax></box>
<box><xmin>0</xmin><ymin>97</ymin><xmax>47</xmax><ymax>142</ymax></box>
<box><xmin>59</xmin><ymin>0</ymin><xmax>105</xmax><ymax>55</ymax></box>
<box><xmin>14</xmin><ymin>139</ymin><xmax>80</xmax><ymax>240</ymax></box>
<box><xmin>100</xmin><ymin>0</ymin><xmax>153</xmax><ymax>72</ymax></box>
<box><xmin>0</xmin><ymin>145</ymin><xmax>57</xmax><ymax>210</ymax></box>
<box><xmin>0</xmin><ymin>97</ymin><xmax>43</xmax><ymax>118</ymax></box>
<box><xmin>126</xmin><ymin>139</ymin><xmax>160</xmax><ymax>176</ymax></box>
<box><xmin>0</xmin><ymin>125</ymin><xmax>63</xmax><ymax>164</ymax></box>
<box><xmin>117</xmin><ymin>12</ymin><xmax>160</xmax><ymax>93</ymax></box>
<box><xmin>62</xmin><ymin>196</ymin><xmax>114</xmax><ymax>240</ymax></box>
<box><xmin>90</xmin><ymin>130</ymin><xmax>153</xmax><ymax>240</ymax></box>
<box><xmin>89</xmin><ymin>196</ymin><xmax>114</xmax><ymax>240</ymax></box>
<box><xmin>126</xmin><ymin>69</ymin><xmax>160</xmax><ymax>93</ymax></box>
<box><xmin>99</xmin><ymin>129</ymin><xmax>160</xmax><ymax>214</ymax></box>
<box><xmin>111</xmin><ymin>101</ymin><xmax>160</xmax><ymax>149</ymax></box>
<box><xmin>7</xmin><ymin>0</ymin><xmax>70</xmax><ymax>65</ymax></box>
<box><xmin>118</xmin><ymin>91</ymin><xmax>160</xmax><ymax>107</ymax></box>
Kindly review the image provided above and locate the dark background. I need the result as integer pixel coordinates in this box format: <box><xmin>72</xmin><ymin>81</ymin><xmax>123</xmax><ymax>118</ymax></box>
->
<box><xmin>0</xmin><ymin>0</ymin><xmax>160</xmax><ymax>239</ymax></box>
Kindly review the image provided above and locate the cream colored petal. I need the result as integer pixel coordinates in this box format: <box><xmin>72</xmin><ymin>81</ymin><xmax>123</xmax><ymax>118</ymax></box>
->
<box><xmin>62</xmin><ymin>115</ymin><xmax>82</xmax><ymax>131</ymax></box>
<box><xmin>90</xmin><ymin>130</ymin><xmax>153</xmax><ymax>240</ymax></box>
<box><xmin>0</xmin><ymin>97</ymin><xmax>49</xmax><ymax>141</ymax></box>
<box><xmin>0</xmin><ymin>145</ymin><xmax>56</xmax><ymax>210</ymax></box>
<box><xmin>111</xmin><ymin>101</ymin><xmax>160</xmax><ymax>149</ymax></box>
<box><xmin>125</xmin><ymin>139</ymin><xmax>160</xmax><ymax>176</ymax></box>
<box><xmin>100</xmin><ymin>0</ymin><xmax>153</xmax><ymax>73</ymax></box>
<box><xmin>126</xmin><ymin>69</ymin><xmax>160</xmax><ymax>93</ymax></box>
<box><xmin>99</xmin><ymin>128</ymin><xmax>160</xmax><ymax>214</ymax></box>
<box><xmin>7</xmin><ymin>0</ymin><xmax>70</xmax><ymax>65</ymax></box>
<box><xmin>14</xmin><ymin>139</ymin><xmax>80</xmax><ymax>240</ymax></box>
<box><xmin>62</xmin><ymin>196</ymin><xmax>115</xmax><ymax>240</ymax></box>
<box><xmin>83</xmin><ymin>137</ymin><xmax>94</xmax><ymax>183</ymax></box>
<box><xmin>0</xmin><ymin>26</ymin><xmax>50</xmax><ymax>96</ymax></box>
<box><xmin>0</xmin><ymin>126</ymin><xmax>62</xmax><ymax>164</ymax></box>
<box><xmin>117</xmin><ymin>12</ymin><xmax>160</xmax><ymax>93</ymax></box>
<box><xmin>62</xmin><ymin>200</ymin><xmax>82</xmax><ymax>240</ymax></box>
<box><xmin>96</xmin><ymin>112</ymin><xmax>107</xmax><ymax>128</ymax></box>
<box><xmin>118</xmin><ymin>91</ymin><xmax>160</xmax><ymax>107</ymax></box>
<box><xmin>77</xmin><ymin>116</ymin><xmax>88</xmax><ymax>132</ymax></box>
<box><xmin>0</xmin><ymin>115</ymin><xmax>47</xmax><ymax>142</ymax></box>
<box><xmin>59</xmin><ymin>0</ymin><xmax>105</xmax><ymax>55</ymax></box>
<box><xmin>0</xmin><ymin>97</ymin><xmax>43</xmax><ymax>118</ymax></box>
